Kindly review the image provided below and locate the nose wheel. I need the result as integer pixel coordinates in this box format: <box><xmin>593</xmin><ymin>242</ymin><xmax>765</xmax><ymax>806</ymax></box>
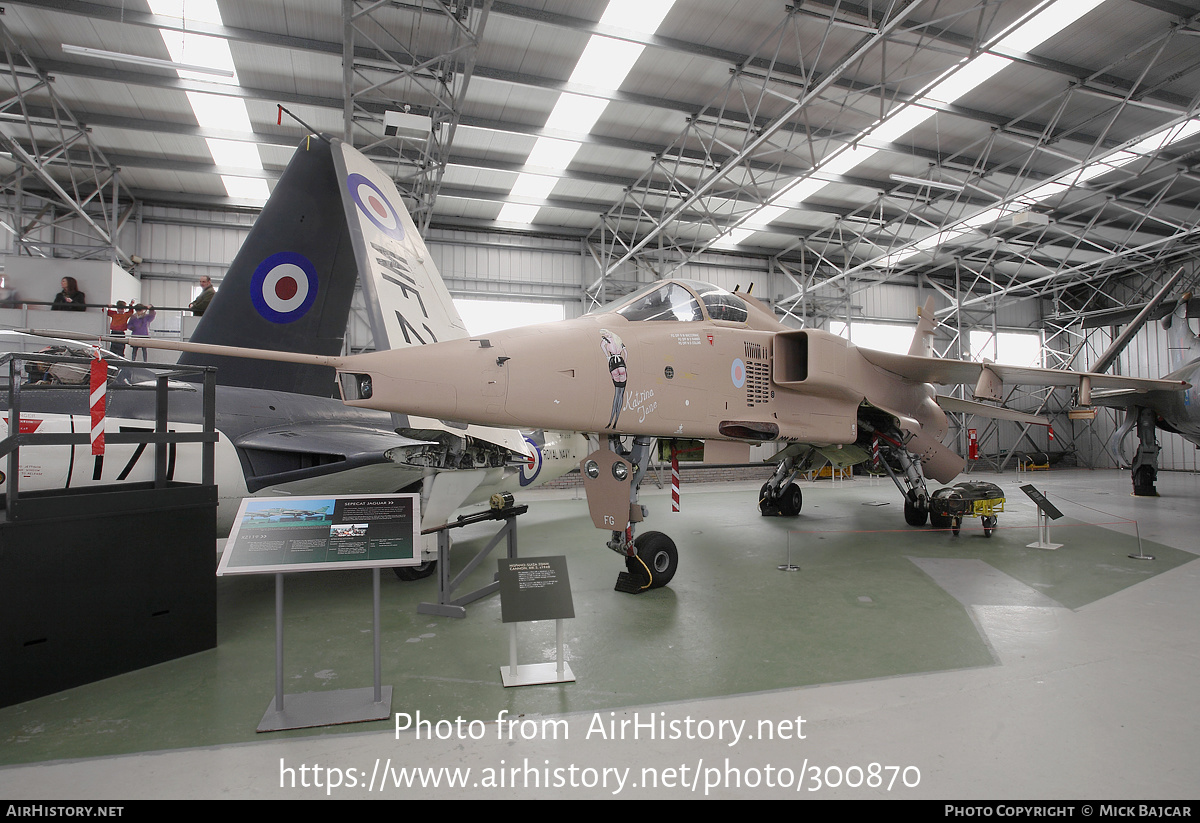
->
<box><xmin>759</xmin><ymin>481</ymin><xmax>803</xmax><ymax>516</ymax></box>
<box><xmin>393</xmin><ymin>560</ymin><xmax>437</xmax><ymax>581</ymax></box>
<box><xmin>903</xmin><ymin>499</ymin><xmax>929</xmax><ymax>527</ymax></box>
<box><xmin>616</xmin><ymin>531</ymin><xmax>678</xmax><ymax>593</ymax></box>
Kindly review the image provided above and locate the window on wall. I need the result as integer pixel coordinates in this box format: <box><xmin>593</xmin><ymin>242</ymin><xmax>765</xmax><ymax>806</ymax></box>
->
<box><xmin>453</xmin><ymin>299</ymin><xmax>565</xmax><ymax>335</ymax></box>
<box><xmin>969</xmin><ymin>330</ymin><xmax>1042</xmax><ymax>367</ymax></box>
<box><xmin>828</xmin><ymin>321</ymin><xmax>916</xmax><ymax>354</ymax></box>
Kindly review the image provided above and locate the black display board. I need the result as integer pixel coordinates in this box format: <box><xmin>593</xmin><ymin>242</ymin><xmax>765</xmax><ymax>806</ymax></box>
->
<box><xmin>498</xmin><ymin>556</ymin><xmax>575</xmax><ymax>623</ymax></box>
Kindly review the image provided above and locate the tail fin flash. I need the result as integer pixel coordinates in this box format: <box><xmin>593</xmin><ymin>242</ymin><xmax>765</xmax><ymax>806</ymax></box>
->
<box><xmin>180</xmin><ymin>137</ymin><xmax>358</xmax><ymax>397</ymax></box>
<box><xmin>908</xmin><ymin>296</ymin><xmax>937</xmax><ymax>357</ymax></box>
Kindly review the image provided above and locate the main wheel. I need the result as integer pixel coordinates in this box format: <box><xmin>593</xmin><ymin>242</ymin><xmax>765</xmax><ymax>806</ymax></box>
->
<box><xmin>781</xmin><ymin>483</ymin><xmax>803</xmax><ymax>516</ymax></box>
<box><xmin>1132</xmin><ymin>465</ymin><xmax>1157</xmax><ymax>496</ymax></box>
<box><xmin>904</xmin><ymin>500</ymin><xmax>928</xmax><ymax>527</ymax></box>
<box><xmin>758</xmin><ymin>482</ymin><xmax>774</xmax><ymax>515</ymax></box>
<box><xmin>629</xmin><ymin>531</ymin><xmax>678</xmax><ymax>589</ymax></box>
<box><xmin>982</xmin><ymin>516</ymin><xmax>997</xmax><ymax>538</ymax></box>
<box><xmin>394</xmin><ymin>560</ymin><xmax>437</xmax><ymax>581</ymax></box>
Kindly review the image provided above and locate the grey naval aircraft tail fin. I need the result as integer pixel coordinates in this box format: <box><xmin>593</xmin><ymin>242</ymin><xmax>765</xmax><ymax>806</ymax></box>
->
<box><xmin>329</xmin><ymin>138</ymin><xmax>528</xmax><ymax>455</ymax></box>
<box><xmin>1089</xmin><ymin>266</ymin><xmax>1186</xmax><ymax>376</ymax></box>
<box><xmin>178</xmin><ymin>136</ymin><xmax>359</xmax><ymax>398</ymax></box>
<box><xmin>1163</xmin><ymin>290</ymin><xmax>1200</xmax><ymax>376</ymax></box>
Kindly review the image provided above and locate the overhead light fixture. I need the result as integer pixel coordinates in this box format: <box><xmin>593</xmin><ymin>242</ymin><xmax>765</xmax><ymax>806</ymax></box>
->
<box><xmin>889</xmin><ymin>173</ymin><xmax>966</xmax><ymax>192</ymax></box>
<box><xmin>384</xmin><ymin>109</ymin><xmax>433</xmax><ymax>138</ymax></box>
<box><xmin>1011</xmin><ymin>211</ymin><xmax>1050</xmax><ymax>228</ymax></box>
<box><xmin>61</xmin><ymin>44</ymin><xmax>235</xmax><ymax>78</ymax></box>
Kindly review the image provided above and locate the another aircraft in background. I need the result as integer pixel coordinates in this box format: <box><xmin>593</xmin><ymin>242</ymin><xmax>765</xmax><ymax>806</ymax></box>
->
<box><xmin>8</xmin><ymin>136</ymin><xmax>586</xmax><ymax>574</ymax></box>
<box><xmin>1078</xmin><ymin>266</ymin><xmax>1200</xmax><ymax>496</ymax></box>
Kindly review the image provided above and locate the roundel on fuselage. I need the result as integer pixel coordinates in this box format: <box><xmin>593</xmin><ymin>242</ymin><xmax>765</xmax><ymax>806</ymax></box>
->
<box><xmin>731</xmin><ymin>357</ymin><xmax>746</xmax><ymax>388</ymax></box>
<box><xmin>519</xmin><ymin>436</ymin><xmax>543</xmax><ymax>487</ymax></box>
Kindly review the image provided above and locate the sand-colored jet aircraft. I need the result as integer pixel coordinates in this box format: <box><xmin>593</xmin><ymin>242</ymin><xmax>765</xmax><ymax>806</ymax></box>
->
<box><xmin>44</xmin><ymin>136</ymin><xmax>1189</xmax><ymax>594</ymax></box>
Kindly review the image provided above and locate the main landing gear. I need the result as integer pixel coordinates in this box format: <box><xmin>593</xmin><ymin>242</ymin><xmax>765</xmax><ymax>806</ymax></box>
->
<box><xmin>1131</xmin><ymin>407</ymin><xmax>1160</xmax><ymax>497</ymax></box>
<box><xmin>1110</xmin><ymin>406</ymin><xmax>1162</xmax><ymax>497</ymax></box>
<box><xmin>868</xmin><ymin>426</ymin><xmax>933</xmax><ymax>529</ymax></box>
<box><xmin>759</xmin><ymin>445</ymin><xmax>818</xmax><ymax>516</ymax></box>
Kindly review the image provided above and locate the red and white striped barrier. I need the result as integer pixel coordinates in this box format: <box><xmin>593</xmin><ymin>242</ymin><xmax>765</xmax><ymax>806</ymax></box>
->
<box><xmin>671</xmin><ymin>449</ymin><xmax>680</xmax><ymax>512</ymax></box>
<box><xmin>89</xmin><ymin>355</ymin><xmax>106</xmax><ymax>455</ymax></box>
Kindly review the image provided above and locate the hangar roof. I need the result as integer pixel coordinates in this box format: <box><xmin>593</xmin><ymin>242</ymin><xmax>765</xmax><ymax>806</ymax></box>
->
<box><xmin>2</xmin><ymin>0</ymin><xmax>1199</xmax><ymax>314</ymax></box>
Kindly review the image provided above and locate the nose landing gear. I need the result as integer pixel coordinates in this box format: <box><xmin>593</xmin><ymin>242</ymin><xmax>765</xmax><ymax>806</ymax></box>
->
<box><xmin>580</xmin><ymin>435</ymin><xmax>681</xmax><ymax>594</ymax></box>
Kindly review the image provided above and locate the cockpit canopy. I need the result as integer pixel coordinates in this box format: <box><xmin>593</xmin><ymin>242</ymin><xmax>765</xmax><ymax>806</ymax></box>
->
<box><xmin>613</xmin><ymin>280</ymin><xmax>748</xmax><ymax>324</ymax></box>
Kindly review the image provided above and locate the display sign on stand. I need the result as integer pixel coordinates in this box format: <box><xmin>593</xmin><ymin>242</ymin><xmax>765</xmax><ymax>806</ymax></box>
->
<box><xmin>1020</xmin><ymin>484</ymin><xmax>1064</xmax><ymax>551</ymax></box>
<box><xmin>220</xmin><ymin>494</ymin><xmax>420</xmax><ymax>574</ymax></box>
<box><xmin>497</xmin><ymin>556</ymin><xmax>575</xmax><ymax>687</ymax></box>
<box><xmin>219</xmin><ymin>494</ymin><xmax>420</xmax><ymax>731</ymax></box>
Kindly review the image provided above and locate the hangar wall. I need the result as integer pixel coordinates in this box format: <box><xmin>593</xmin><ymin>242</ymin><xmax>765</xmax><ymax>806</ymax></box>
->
<box><xmin>1</xmin><ymin>205</ymin><xmax>1195</xmax><ymax>473</ymax></box>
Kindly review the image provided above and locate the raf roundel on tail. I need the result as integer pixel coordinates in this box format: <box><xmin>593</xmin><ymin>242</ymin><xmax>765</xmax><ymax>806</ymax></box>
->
<box><xmin>251</xmin><ymin>251</ymin><xmax>319</xmax><ymax>323</ymax></box>
<box><xmin>16</xmin><ymin>136</ymin><xmax>588</xmax><ymax>563</ymax></box>
<box><xmin>347</xmin><ymin>172</ymin><xmax>405</xmax><ymax>241</ymax></box>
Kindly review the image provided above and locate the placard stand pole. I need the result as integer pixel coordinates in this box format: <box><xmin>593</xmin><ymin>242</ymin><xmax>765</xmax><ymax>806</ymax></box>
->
<box><xmin>1027</xmin><ymin>508</ymin><xmax>1063</xmax><ymax>551</ymax></box>
<box><xmin>501</xmin><ymin>619</ymin><xmax>574</xmax><ymax>687</ymax></box>
<box><xmin>258</xmin><ymin>569</ymin><xmax>392</xmax><ymax>732</ymax></box>
<box><xmin>1021</xmin><ymin>485</ymin><xmax>1064</xmax><ymax>551</ymax></box>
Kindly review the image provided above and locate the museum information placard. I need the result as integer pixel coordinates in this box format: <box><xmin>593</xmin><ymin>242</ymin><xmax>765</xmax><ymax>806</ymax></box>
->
<box><xmin>497</xmin><ymin>556</ymin><xmax>575</xmax><ymax>623</ymax></box>
<box><xmin>218</xmin><ymin>494</ymin><xmax>420</xmax><ymax>575</ymax></box>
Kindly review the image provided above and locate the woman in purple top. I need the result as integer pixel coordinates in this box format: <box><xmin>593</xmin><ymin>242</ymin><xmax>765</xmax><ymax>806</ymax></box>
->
<box><xmin>128</xmin><ymin>304</ymin><xmax>156</xmax><ymax>361</ymax></box>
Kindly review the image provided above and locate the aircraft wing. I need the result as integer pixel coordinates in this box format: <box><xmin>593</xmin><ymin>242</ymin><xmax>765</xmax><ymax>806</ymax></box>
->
<box><xmin>1084</xmin><ymin>386</ymin><xmax>1179</xmax><ymax>411</ymax></box>
<box><xmin>0</xmin><ymin>329</ymin><xmax>135</xmax><ymax>368</ymax></box>
<box><xmin>234</xmin><ymin>420</ymin><xmax>432</xmax><ymax>455</ymax></box>
<box><xmin>859</xmin><ymin>349</ymin><xmax>1189</xmax><ymax>394</ymax></box>
<box><xmin>232</xmin><ymin>421</ymin><xmax>432</xmax><ymax>493</ymax></box>
<box><xmin>935</xmin><ymin>395</ymin><xmax>1049</xmax><ymax>426</ymax></box>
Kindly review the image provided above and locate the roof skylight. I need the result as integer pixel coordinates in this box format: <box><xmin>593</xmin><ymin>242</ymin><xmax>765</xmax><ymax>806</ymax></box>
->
<box><xmin>498</xmin><ymin>0</ymin><xmax>676</xmax><ymax>225</ymax></box>
<box><xmin>724</xmin><ymin>0</ymin><xmax>1110</xmax><ymax>246</ymax></box>
<box><xmin>148</xmin><ymin>0</ymin><xmax>268</xmax><ymax>203</ymax></box>
<box><xmin>876</xmin><ymin>114</ymin><xmax>1200</xmax><ymax>267</ymax></box>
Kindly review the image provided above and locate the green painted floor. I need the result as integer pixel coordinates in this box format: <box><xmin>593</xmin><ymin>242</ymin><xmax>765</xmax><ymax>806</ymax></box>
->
<box><xmin>1</xmin><ymin>477</ymin><xmax>1191</xmax><ymax>767</ymax></box>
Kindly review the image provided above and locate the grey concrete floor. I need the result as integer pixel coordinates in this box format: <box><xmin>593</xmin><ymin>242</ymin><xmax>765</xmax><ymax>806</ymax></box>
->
<box><xmin>1</xmin><ymin>468</ymin><xmax>1197</xmax><ymax>799</ymax></box>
